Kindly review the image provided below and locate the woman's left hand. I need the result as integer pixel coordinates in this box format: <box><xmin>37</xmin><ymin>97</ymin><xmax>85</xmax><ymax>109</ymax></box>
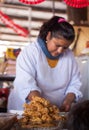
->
<box><xmin>59</xmin><ymin>93</ymin><xmax>75</xmax><ymax>112</ymax></box>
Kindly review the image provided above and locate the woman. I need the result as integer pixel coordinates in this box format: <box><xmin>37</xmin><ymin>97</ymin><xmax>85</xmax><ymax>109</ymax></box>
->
<box><xmin>7</xmin><ymin>16</ymin><xmax>83</xmax><ymax>111</ymax></box>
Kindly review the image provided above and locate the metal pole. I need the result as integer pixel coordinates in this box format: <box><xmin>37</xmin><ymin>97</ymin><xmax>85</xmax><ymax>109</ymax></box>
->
<box><xmin>52</xmin><ymin>0</ymin><xmax>55</xmax><ymax>16</ymax></box>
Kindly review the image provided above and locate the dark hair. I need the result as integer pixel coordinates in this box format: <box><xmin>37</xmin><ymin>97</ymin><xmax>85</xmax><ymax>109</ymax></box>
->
<box><xmin>38</xmin><ymin>16</ymin><xmax>75</xmax><ymax>42</ymax></box>
<box><xmin>67</xmin><ymin>100</ymin><xmax>89</xmax><ymax>130</ymax></box>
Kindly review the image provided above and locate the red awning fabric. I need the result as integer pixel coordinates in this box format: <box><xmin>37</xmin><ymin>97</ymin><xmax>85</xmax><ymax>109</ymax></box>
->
<box><xmin>19</xmin><ymin>0</ymin><xmax>45</xmax><ymax>4</ymax></box>
<box><xmin>0</xmin><ymin>11</ymin><xmax>29</xmax><ymax>37</ymax></box>
<box><xmin>64</xmin><ymin>0</ymin><xmax>89</xmax><ymax>8</ymax></box>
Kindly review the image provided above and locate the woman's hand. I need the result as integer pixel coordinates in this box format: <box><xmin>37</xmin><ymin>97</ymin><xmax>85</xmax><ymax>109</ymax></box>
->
<box><xmin>59</xmin><ymin>93</ymin><xmax>75</xmax><ymax>112</ymax></box>
<box><xmin>27</xmin><ymin>90</ymin><xmax>41</xmax><ymax>101</ymax></box>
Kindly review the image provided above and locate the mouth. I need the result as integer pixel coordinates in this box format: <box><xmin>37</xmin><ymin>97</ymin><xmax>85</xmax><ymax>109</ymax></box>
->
<box><xmin>52</xmin><ymin>53</ymin><xmax>60</xmax><ymax>57</ymax></box>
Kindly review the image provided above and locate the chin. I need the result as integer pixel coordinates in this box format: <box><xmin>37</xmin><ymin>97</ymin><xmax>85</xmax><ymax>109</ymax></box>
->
<box><xmin>53</xmin><ymin>54</ymin><xmax>59</xmax><ymax>57</ymax></box>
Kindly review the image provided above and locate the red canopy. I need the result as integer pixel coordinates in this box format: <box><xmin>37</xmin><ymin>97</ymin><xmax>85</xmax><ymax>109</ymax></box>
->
<box><xmin>19</xmin><ymin>0</ymin><xmax>45</xmax><ymax>4</ymax></box>
<box><xmin>64</xmin><ymin>0</ymin><xmax>89</xmax><ymax>8</ymax></box>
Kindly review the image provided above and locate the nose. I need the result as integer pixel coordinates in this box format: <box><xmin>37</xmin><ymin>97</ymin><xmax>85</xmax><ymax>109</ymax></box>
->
<box><xmin>57</xmin><ymin>47</ymin><xmax>64</xmax><ymax>54</ymax></box>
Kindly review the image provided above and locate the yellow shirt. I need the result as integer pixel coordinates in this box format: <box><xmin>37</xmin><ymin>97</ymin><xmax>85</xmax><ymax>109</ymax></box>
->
<box><xmin>47</xmin><ymin>58</ymin><xmax>58</xmax><ymax>68</ymax></box>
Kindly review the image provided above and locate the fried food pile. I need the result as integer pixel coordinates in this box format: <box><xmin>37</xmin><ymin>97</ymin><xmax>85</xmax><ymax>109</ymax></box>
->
<box><xmin>19</xmin><ymin>96</ymin><xmax>62</xmax><ymax>128</ymax></box>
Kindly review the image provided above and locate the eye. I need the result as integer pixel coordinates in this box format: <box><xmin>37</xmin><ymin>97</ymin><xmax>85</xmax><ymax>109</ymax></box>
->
<box><xmin>55</xmin><ymin>43</ymin><xmax>69</xmax><ymax>49</ymax></box>
<box><xmin>56</xmin><ymin>45</ymin><xmax>68</xmax><ymax>49</ymax></box>
<box><xmin>63</xmin><ymin>46</ymin><xmax>68</xmax><ymax>49</ymax></box>
<box><xmin>56</xmin><ymin>45</ymin><xmax>61</xmax><ymax>48</ymax></box>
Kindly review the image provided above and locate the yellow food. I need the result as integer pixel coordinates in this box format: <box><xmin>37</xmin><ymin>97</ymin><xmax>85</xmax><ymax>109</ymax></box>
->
<box><xmin>19</xmin><ymin>96</ymin><xmax>62</xmax><ymax>128</ymax></box>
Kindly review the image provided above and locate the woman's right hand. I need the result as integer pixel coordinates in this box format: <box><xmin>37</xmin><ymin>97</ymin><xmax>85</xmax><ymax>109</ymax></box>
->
<box><xmin>27</xmin><ymin>90</ymin><xmax>41</xmax><ymax>101</ymax></box>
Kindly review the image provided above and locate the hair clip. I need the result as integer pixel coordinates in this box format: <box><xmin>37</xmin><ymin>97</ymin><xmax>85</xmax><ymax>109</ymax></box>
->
<box><xmin>58</xmin><ymin>18</ymin><xmax>66</xmax><ymax>23</ymax></box>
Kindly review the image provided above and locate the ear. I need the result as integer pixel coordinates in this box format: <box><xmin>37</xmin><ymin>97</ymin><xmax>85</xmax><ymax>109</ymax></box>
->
<box><xmin>46</xmin><ymin>32</ymin><xmax>51</xmax><ymax>41</ymax></box>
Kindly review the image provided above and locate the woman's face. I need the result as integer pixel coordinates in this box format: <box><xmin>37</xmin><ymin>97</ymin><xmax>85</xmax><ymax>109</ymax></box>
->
<box><xmin>46</xmin><ymin>32</ymin><xmax>72</xmax><ymax>57</ymax></box>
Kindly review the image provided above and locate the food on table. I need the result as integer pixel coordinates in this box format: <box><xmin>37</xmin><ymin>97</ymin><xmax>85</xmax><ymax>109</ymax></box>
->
<box><xmin>19</xmin><ymin>96</ymin><xmax>62</xmax><ymax>128</ymax></box>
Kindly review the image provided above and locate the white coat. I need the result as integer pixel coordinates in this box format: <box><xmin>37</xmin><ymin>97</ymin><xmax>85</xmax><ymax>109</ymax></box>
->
<box><xmin>7</xmin><ymin>39</ymin><xmax>83</xmax><ymax>110</ymax></box>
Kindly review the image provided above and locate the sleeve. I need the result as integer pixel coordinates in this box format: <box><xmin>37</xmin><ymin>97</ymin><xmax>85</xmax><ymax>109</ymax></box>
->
<box><xmin>65</xmin><ymin>52</ymin><xmax>83</xmax><ymax>102</ymax></box>
<box><xmin>13</xmin><ymin>44</ymin><xmax>42</xmax><ymax>103</ymax></box>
